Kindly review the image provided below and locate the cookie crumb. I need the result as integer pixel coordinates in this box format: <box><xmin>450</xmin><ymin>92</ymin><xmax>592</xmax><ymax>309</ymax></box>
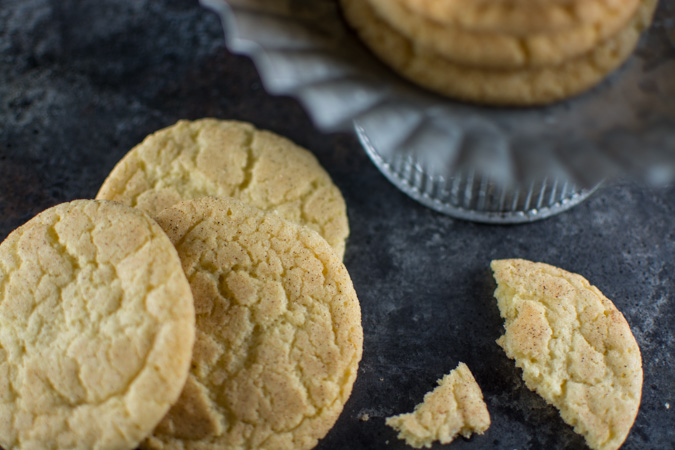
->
<box><xmin>359</xmin><ymin>413</ymin><xmax>370</xmax><ymax>422</ymax></box>
<box><xmin>386</xmin><ymin>363</ymin><xmax>490</xmax><ymax>448</ymax></box>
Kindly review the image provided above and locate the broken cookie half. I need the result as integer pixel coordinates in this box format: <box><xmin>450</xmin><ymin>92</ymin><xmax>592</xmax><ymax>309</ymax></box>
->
<box><xmin>491</xmin><ymin>259</ymin><xmax>643</xmax><ymax>450</ymax></box>
<box><xmin>386</xmin><ymin>363</ymin><xmax>490</xmax><ymax>448</ymax></box>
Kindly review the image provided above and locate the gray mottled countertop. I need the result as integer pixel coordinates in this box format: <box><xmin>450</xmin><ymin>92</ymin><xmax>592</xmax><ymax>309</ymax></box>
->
<box><xmin>1</xmin><ymin>1</ymin><xmax>673</xmax><ymax>449</ymax></box>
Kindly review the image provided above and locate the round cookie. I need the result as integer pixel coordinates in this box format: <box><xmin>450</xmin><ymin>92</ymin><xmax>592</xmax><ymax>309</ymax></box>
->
<box><xmin>143</xmin><ymin>197</ymin><xmax>363</xmax><ymax>450</ymax></box>
<box><xmin>96</xmin><ymin>119</ymin><xmax>349</xmax><ymax>259</ymax></box>
<box><xmin>368</xmin><ymin>0</ymin><xmax>640</xmax><ymax>69</ymax></box>
<box><xmin>399</xmin><ymin>0</ymin><xmax>637</xmax><ymax>35</ymax></box>
<box><xmin>0</xmin><ymin>200</ymin><xmax>195</xmax><ymax>449</ymax></box>
<box><xmin>342</xmin><ymin>0</ymin><xmax>656</xmax><ymax>106</ymax></box>
<box><xmin>491</xmin><ymin>259</ymin><xmax>642</xmax><ymax>450</ymax></box>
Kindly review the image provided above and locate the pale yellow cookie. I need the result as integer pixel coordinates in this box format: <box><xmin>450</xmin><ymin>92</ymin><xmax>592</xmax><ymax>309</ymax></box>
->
<box><xmin>0</xmin><ymin>200</ymin><xmax>195</xmax><ymax>450</ymax></box>
<box><xmin>386</xmin><ymin>363</ymin><xmax>490</xmax><ymax>449</ymax></box>
<box><xmin>491</xmin><ymin>259</ymin><xmax>643</xmax><ymax>450</ymax></box>
<box><xmin>341</xmin><ymin>0</ymin><xmax>656</xmax><ymax>105</ymax></box>
<box><xmin>143</xmin><ymin>197</ymin><xmax>363</xmax><ymax>450</ymax></box>
<box><xmin>368</xmin><ymin>0</ymin><xmax>639</xmax><ymax>69</ymax></box>
<box><xmin>399</xmin><ymin>0</ymin><xmax>637</xmax><ymax>35</ymax></box>
<box><xmin>97</xmin><ymin>119</ymin><xmax>349</xmax><ymax>259</ymax></box>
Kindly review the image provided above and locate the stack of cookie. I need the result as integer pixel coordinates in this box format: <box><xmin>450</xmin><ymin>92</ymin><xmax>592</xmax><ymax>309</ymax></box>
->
<box><xmin>341</xmin><ymin>0</ymin><xmax>658</xmax><ymax>105</ymax></box>
<box><xmin>0</xmin><ymin>119</ymin><xmax>363</xmax><ymax>450</ymax></box>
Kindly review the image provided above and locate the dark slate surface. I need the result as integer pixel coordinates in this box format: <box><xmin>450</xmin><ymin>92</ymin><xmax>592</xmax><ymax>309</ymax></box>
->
<box><xmin>1</xmin><ymin>1</ymin><xmax>673</xmax><ymax>449</ymax></box>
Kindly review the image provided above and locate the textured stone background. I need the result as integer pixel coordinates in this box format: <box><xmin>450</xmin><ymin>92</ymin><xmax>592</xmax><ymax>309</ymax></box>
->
<box><xmin>1</xmin><ymin>1</ymin><xmax>673</xmax><ymax>449</ymax></box>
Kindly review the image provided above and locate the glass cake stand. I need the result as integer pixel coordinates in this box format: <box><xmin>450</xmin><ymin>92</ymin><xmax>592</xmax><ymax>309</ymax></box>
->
<box><xmin>201</xmin><ymin>0</ymin><xmax>674</xmax><ymax>223</ymax></box>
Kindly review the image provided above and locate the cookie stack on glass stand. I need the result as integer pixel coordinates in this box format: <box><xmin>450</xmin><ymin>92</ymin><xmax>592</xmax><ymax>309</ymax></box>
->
<box><xmin>341</xmin><ymin>0</ymin><xmax>658</xmax><ymax>105</ymax></box>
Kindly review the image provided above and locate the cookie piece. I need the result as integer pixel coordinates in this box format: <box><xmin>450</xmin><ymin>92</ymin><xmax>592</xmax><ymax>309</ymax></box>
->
<box><xmin>143</xmin><ymin>197</ymin><xmax>363</xmax><ymax>450</ymax></box>
<box><xmin>491</xmin><ymin>259</ymin><xmax>642</xmax><ymax>450</ymax></box>
<box><xmin>0</xmin><ymin>200</ymin><xmax>195</xmax><ymax>450</ymax></box>
<box><xmin>96</xmin><ymin>119</ymin><xmax>349</xmax><ymax>259</ymax></box>
<box><xmin>368</xmin><ymin>0</ymin><xmax>639</xmax><ymax>69</ymax></box>
<box><xmin>399</xmin><ymin>0</ymin><xmax>636</xmax><ymax>35</ymax></box>
<box><xmin>386</xmin><ymin>363</ymin><xmax>490</xmax><ymax>449</ymax></box>
<box><xmin>342</xmin><ymin>0</ymin><xmax>656</xmax><ymax>105</ymax></box>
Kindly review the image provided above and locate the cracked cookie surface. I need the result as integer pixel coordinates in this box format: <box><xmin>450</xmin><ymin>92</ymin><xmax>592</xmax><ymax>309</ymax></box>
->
<box><xmin>368</xmin><ymin>0</ymin><xmax>639</xmax><ymax>69</ymax></box>
<box><xmin>0</xmin><ymin>200</ymin><xmax>195</xmax><ymax>450</ymax></box>
<box><xmin>143</xmin><ymin>197</ymin><xmax>363</xmax><ymax>450</ymax></box>
<box><xmin>96</xmin><ymin>119</ymin><xmax>349</xmax><ymax>259</ymax></box>
<box><xmin>386</xmin><ymin>363</ymin><xmax>490</xmax><ymax>449</ymax></box>
<box><xmin>491</xmin><ymin>259</ymin><xmax>642</xmax><ymax>450</ymax></box>
<box><xmin>341</xmin><ymin>0</ymin><xmax>656</xmax><ymax>105</ymax></box>
<box><xmin>398</xmin><ymin>0</ymin><xmax>638</xmax><ymax>35</ymax></box>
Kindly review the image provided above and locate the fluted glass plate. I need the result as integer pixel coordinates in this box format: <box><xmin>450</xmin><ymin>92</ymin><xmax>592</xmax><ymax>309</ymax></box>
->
<box><xmin>201</xmin><ymin>0</ymin><xmax>674</xmax><ymax>223</ymax></box>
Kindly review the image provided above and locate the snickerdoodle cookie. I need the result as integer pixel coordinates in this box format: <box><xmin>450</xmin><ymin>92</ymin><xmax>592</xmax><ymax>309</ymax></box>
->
<box><xmin>143</xmin><ymin>197</ymin><xmax>363</xmax><ymax>450</ymax></box>
<box><xmin>491</xmin><ymin>259</ymin><xmax>642</xmax><ymax>450</ymax></box>
<box><xmin>367</xmin><ymin>0</ymin><xmax>639</xmax><ymax>69</ymax></box>
<box><xmin>341</xmin><ymin>0</ymin><xmax>656</xmax><ymax>105</ymax></box>
<box><xmin>97</xmin><ymin>119</ymin><xmax>349</xmax><ymax>259</ymax></box>
<box><xmin>0</xmin><ymin>200</ymin><xmax>195</xmax><ymax>449</ymax></box>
